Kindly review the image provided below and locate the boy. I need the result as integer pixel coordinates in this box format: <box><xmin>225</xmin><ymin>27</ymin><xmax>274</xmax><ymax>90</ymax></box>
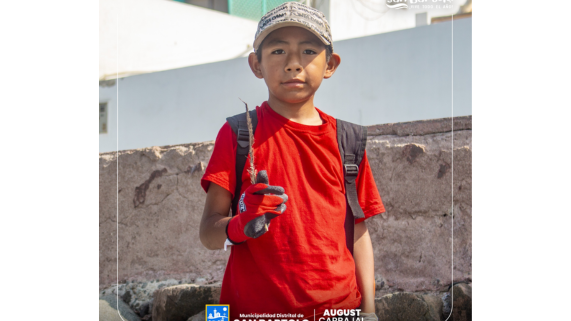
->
<box><xmin>199</xmin><ymin>2</ymin><xmax>385</xmax><ymax>320</ymax></box>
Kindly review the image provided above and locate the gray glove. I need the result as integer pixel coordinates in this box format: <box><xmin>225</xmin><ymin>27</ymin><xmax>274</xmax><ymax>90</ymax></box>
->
<box><xmin>243</xmin><ymin>170</ymin><xmax>288</xmax><ymax>239</ymax></box>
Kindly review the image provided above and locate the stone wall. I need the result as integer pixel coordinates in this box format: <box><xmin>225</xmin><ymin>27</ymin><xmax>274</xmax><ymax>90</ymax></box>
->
<box><xmin>99</xmin><ymin>116</ymin><xmax>471</xmax><ymax>297</ymax></box>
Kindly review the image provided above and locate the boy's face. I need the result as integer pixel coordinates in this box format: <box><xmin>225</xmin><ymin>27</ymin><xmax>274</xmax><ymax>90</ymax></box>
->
<box><xmin>248</xmin><ymin>26</ymin><xmax>340</xmax><ymax>105</ymax></box>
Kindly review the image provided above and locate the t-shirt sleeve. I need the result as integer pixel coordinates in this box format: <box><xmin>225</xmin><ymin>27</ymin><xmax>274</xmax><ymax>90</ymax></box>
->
<box><xmin>200</xmin><ymin>122</ymin><xmax>237</xmax><ymax>198</ymax></box>
<box><xmin>354</xmin><ymin>149</ymin><xmax>385</xmax><ymax>224</ymax></box>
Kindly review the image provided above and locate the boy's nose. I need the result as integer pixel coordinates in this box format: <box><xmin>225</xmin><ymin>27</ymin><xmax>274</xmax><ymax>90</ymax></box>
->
<box><xmin>285</xmin><ymin>54</ymin><xmax>303</xmax><ymax>72</ymax></box>
<box><xmin>286</xmin><ymin>65</ymin><xmax>302</xmax><ymax>72</ymax></box>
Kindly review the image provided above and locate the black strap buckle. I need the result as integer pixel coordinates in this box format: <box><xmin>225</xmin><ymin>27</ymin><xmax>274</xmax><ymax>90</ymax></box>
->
<box><xmin>237</xmin><ymin>128</ymin><xmax>250</xmax><ymax>148</ymax></box>
<box><xmin>344</xmin><ymin>164</ymin><xmax>359</xmax><ymax>177</ymax></box>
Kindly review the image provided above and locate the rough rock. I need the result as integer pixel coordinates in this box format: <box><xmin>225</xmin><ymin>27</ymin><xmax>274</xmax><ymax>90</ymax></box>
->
<box><xmin>375</xmin><ymin>292</ymin><xmax>443</xmax><ymax>321</ymax></box>
<box><xmin>137</xmin><ymin>299</ymin><xmax>152</xmax><ymax>319</ymax></box>
<box><xmin>187</xmin><ymin>310</ymin><xmax>206</xmax><ymax>321</ymax></box>
<box><xmin>442</xmin><ymin>292</ymin><xmax>451</xmax><ymax>317</ymax></box>
<box><xmin>367</xmin><ymin>116</ymin><xmax>471</xmax><ymax>137</ymax></box>
<box><xmin>450</xmin><ymin>283</ymin><xmax>471</xmax><ymax>321</ymax></box>
<box><xmin>99</xmin><ymin>279</ymin><xmax>187</xmax><ymax>314</ymax></box>
<box><xmin>375</xmin><ymin>274</ymin><xmax>386</xmax><ymax>291</ymax></box>
<box><xmin>152</xmin><ymin>284</ymin><xmax>221</xmax><ymax>321</ymax></box>
<box><xmin>100</xmin><ymin>294</ymin><xmax>141</xmax><ymax>321</ymax></box>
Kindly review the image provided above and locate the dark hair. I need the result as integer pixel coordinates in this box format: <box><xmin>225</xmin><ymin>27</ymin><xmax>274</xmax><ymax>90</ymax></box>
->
<box><xmin>255</xmin><ymin>38</ymin><xmax>333</xmax><ymax>64</ymax></box>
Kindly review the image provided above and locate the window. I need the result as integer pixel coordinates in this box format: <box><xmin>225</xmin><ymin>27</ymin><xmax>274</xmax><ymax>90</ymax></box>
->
<box><xmin>183</xmin><ymin>0</ymin><xmax>228</xmax><ymax>13</ymax></box>
<box><xmin>100</xmin><ymin>102</ymin><xmax>108</xmax><ymax>134</ymax></box>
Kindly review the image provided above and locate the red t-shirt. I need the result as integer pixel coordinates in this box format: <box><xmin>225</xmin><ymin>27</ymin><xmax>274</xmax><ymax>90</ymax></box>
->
<box><xmin>201</xmin><ymin>101</ymin><xmax>385</xmax><ymax>319</ymax></box>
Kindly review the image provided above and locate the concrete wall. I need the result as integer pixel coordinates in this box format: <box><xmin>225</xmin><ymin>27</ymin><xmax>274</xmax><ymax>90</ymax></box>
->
<box><xmin>99</xmin><ymin>116</ymin><xmax>472</xmax><ymax>295</ymax></box>
<box><xmin>99</xmin><ymin>17</ymin><xmax>471</xmax><ymax>153</ymax></box>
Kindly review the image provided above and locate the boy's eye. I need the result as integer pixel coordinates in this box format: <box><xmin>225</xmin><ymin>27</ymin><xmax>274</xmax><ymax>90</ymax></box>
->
<box><xmin>270</xmin><ymin>49</ymin><xmax>317</xmax><ymax>54</ymax></box>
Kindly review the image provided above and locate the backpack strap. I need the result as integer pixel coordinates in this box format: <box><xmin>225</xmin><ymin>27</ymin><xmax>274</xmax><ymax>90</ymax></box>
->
<box><xmin>225</xmin><ymin>113</ymin><xmax>366</xmax><ymax>256</ymax></box>
<box><xmin>336</xmin><ymin>119</ymin><xmax>368</xmax><ymax>255</ymax></box>
<box><xmin>226</xmin><ymin>109</ymin><xmax>258</xmax><ymax>217</ymax></box>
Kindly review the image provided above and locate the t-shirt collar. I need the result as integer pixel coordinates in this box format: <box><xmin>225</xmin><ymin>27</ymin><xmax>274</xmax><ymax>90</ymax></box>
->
<box><xmin>261</xmin><ymin>101</ymin><xmax>332</xmax><ymax>134</ymax></box>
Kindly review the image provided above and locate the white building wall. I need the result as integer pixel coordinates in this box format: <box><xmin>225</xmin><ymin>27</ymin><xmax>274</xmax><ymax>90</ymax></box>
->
<box><xmin>99</xmin><ymin>82</ymin><xmax>118</xmax><ymax>153</ymax></box>
<box><xmin>100</xmin><ymin>0</ymin><xmax>469</xmax><ymax>80</ymax></box>
<box><xmin>99</xmin><ymin>18</ymin><xmax>471</xmax><ymax>153</ymax></box>
<box><xmin>99</xmin><ymin>0</ymin><xmax>258</xmax><ymax>80</ymax></box>
<box><xmin>327</xmin><ymin>0</ymin><xmax>469</xmax><ymax>41</ymax></box>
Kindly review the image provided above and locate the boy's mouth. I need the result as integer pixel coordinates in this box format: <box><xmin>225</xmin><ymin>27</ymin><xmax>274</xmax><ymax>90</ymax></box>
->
<box><xmin>283</xmin><ymin>78</ymin><xmax>304</xmax><ymax>84</ymax></box>
<box><xmin>282</xmin><ymin>78</ymin><xmax>305</xmax><ymax>88</ymax></box>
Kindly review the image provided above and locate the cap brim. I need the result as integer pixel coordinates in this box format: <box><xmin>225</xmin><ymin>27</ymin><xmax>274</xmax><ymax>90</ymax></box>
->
<box><xmin>253</xmin><ymin>22</ymin><xmax>331</xmax><ymax>52</ymax></box>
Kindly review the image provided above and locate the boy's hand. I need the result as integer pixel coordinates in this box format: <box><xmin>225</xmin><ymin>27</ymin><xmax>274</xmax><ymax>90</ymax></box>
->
<box><xmin>226</xmin><ymin>170</ymin><xmax>288</xmax><ymax>243</ymax></box>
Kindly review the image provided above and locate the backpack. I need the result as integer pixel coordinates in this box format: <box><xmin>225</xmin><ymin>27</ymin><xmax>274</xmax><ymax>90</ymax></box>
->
<box><xmin>226</xmin><ymin>110</ymin><xmax>368</xmax><ymax>255</ymax></box>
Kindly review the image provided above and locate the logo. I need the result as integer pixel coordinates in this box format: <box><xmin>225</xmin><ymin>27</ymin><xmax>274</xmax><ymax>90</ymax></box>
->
<box><xmin>206</xmin><ymin>305</ymin><xmax>229</xmax><ymax>321</ymax></box>
<box><xmin>239</xmin><ymin>192</ymin><xmax>246</xmax><ymax>213</ymax></box>
<box><xmin>386</xmin><ymin>0</ymin><xmax>408</xmax><ymax>10</ymax></box>
<box><xmin>386</xmin><ymin>0</ymin><xmax>454</xmax><ymax>10</ymax></box>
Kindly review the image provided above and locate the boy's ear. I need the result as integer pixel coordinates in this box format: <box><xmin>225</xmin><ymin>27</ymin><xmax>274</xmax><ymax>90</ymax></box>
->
<box><xmin>324</xmin><ymin>53</ymin><xmax>341</xmax><ymax>79</ymax></box>
<box><xmin>248</xmin><ymin>52</ymin><xmax>264</xmax><ymax>79</ymax></box>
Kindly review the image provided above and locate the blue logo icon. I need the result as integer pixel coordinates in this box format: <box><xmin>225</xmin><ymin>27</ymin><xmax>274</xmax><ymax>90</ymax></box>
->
<box><xmin>205</xmin><ymin>304</ymin><xmax>229</xmax><ymax>321</ymax></box>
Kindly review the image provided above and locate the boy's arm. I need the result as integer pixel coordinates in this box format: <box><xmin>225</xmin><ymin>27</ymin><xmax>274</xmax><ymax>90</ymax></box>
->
<box><xmin>199</xmin><ymin>182</ymin><xmax>233</xmax><ymax>250</ymax></box>
<box><xmin>354</xmin><ymin>221</ymin><xmax>375</xmax><ymax>313</ymax></box>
